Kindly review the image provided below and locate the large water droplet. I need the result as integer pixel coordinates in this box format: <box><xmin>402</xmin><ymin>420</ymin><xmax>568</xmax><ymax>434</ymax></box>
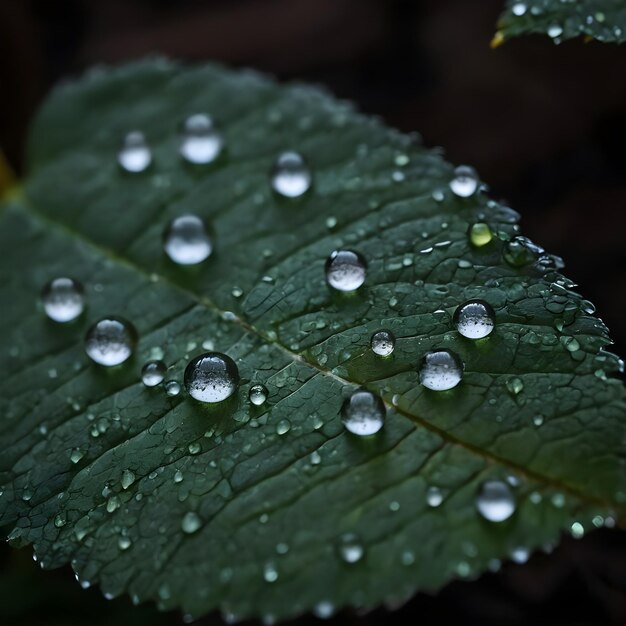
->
<box><xmin>454</xmin><ymin>299</ymin><xmax>495</xmax><ymax>339</ymax></box>
<box><xmin>163</xmin><ymin>214</ymin><xmax>212</xmax><ymax>265</ymax></box>
<box><xmin>179</xmin><ymin>114</ymin><xmax>223</xmax><ymax>164</ymax></box>
<box><xmin>476</xmin><ymin>480</ymin><xmax>516</xmax><ymax>522</ymax></box>
<box><xmin>249</xmin><ymin>384</ymin><xmax>268</xmax><ymax>406</ymax></box>
<box><xmin>184</xmin><ymin>352</ymin><xmax>239</xmax><ymax>403</ymax></box>
<box><xmin>419</xmin><ymin>350</ymin><xmax>464</xmax><ymax>391</ymax></box>
<box><xmin>325</xmin><ymin>249</ymin><xmax>367</xmax><ymax>292</ymax></box>
<box><xmin>370</xmin><ymin>329</ymin><xmax>395</xmax><ymax>357</ymax></box>
<box><xmin>341</xmin><ymin>389</ymin><xmax>385</xmax><ymax>436</ymax></box>
<box><xmin>41</xmin><ymin>277</ymin><xmax>85</xmax><ymax>322</ymax></box>
<box><xmin>85</xmin><ymin>317</ymin><xmax>137</xmax><ymax>366</ymax></box>
<box><xmin>141</xmin><ymin>360</ymin><xmax>166</xmax><ymax>387</ymax></box>
<box><xmin>337</xmin><ymin>533</ymin><xmax>365</xmax><ymax>564</ymax></box>
<box><xmin>449</xmin><ymin>165</ymin><xmax>479</xmax><ymax>197</ymax></box>
<box><xmin>270</xmin><ymin>151</ymin><xmax>312</xmax><ymax>198</ymax></box>
<box><xmin>118</xmin><ymin>131</ymin><xmax>151</xmax><ymax>173</ymax></box>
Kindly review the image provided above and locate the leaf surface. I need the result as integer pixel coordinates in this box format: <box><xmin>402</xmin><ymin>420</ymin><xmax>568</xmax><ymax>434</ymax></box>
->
<box><xmin>0</xmin><ymin>60</ymin><xmax>625</xmax><ymax>622</ymax></box>
<box><xmin>496</xmin><ymin>0</ymin><xmax>626</xmax><ymax>45</ymax></box>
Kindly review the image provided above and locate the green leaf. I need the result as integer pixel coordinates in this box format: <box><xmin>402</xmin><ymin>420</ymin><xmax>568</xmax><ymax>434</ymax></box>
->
<box><xmin>0</xmin><ymin>59</ymin><xmax>625</xmax><ymax>622</ymax></box>
<box><xmin>495</xmin><ymin>0</ymin><xmax>626</xmax><ymax>45</ymax></box>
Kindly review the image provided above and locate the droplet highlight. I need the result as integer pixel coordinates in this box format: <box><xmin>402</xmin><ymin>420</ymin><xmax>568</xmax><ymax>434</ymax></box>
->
<box><xmin>337</xmin><ymin>533</ymin><xmax>365</xmax><ymax>564</ymax></box>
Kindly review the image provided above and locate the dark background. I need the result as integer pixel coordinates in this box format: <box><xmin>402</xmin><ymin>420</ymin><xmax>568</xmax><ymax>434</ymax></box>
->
<box><xmin>1</xmin><ymin>0</ymin><xmax>625</xmax><ymax>624</ymax></box>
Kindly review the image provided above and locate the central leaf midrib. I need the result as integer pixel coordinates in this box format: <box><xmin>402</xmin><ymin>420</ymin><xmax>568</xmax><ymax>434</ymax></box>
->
<box><xmin>18</xmin><ymin>199</ymin><xmax>619</xmax><ymax>514</ymax></box>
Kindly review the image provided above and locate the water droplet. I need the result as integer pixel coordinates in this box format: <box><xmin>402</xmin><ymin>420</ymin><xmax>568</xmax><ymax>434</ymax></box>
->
<box><xmin>181</xmin><ymin>511</ymin><xmax>202</xmax><ymax>534</ymax></box>
<box><xmin>179</xmin><ymin>113</ymin><xmax>223</xmax><ymax>164</ymax></box>
<box><xmin>341</xmin><ymin>389</ymin><xmax>385</xmax><ymax>436</ymax></box>
<box><xmin>249</xmin><ymin>384</ymin><xmax>268</xmax><ymax>406</ymax></box>
<box><xmin>84</xmin><ymin>317</ymin><xmax>137</xmax><ymax>366</ymax></box>
<box><xmin>454</xmin><ymin>299</ymin><xmax>495</xmax><ymax>339</ymax></box>
<box><xmin>506</xmin><ymin>377</ymin><xmax>524</xmax><ymax>395</ymax></box>
<box><xmin>419</xmin><ymin>350</ymin><xmax>464</xmax><ymax>391</ymax></box>
<box><xmin>270</xmin><ymin>151</ymin><xmax>311</xmax><ymax>198</ymax></box>
<box><xmin>469</xmin><ymin>222</ymin><xmax>493</xmax><ymax>247</ymax></box>
<box><xmin>571</xmin><ymin>521</ymin><xmax>584</xmax><ymax>539</ymax></box>
<box><xmin>121</xmin><ymin>469</ymin><xmax>136</xmax><ymax>490</ymax></box>
<box><xmin>313</xmin><ymin>601</ymin><xmax>335</xmax><ymax>619</ymax></box>
<box><xmin>337</xmin><ymin>533</ymin><xmax>364</xmax><ymax>564</ymax></box>
<box><xmin>503</xmin><ymin>236</ymin><xmax>543</xmax><ymax>267</ymax></box>
<box><xmin>276</xmin><ymin>419</ymin><xmax>291</xmax><ymax>435</ymax></box>
<box><xmin>118</xmin><ymin>131</ymin><xmax>151</xmax><ymax>173</ymax></box>
<box><xmin>70</xmin><ymin>448</ymin><xmax>85</xmax><ymax>464</ymax></box>
<box><xmin>184</xmin><ymin>352</ymin><xmax>239</xmax><ymax>403</ymax></box>
<box><xmin>118</xmin><ymin>536</ymin><xmax>132</xmax><ymax>551</ymax></box>
<box><xmin>511</xmin><ymin>546</ymin><xmax>529</xmax><ymax>563</ymax></box>
<box><xmin>426</xmin><ymin>486</ymin><xmax>443</xmax><ymax>507</ymax></box>
<box><xmin>476</xmin><ymin>480</ymin><xmax>516</xmax><ymax>522</ymax></box>
<box><xmin>163</xmin><ymin>214</ymin><xmax>212</xmax><ymax>265</ymax></box>
<box><xmin>263</xmin><ymin>561</ymin><xmax>279</xmax><ymax>583</ymax></box>
<box><xmin>512</xmin><ymin>2</ymin><xmax>527</xmax><ymax>16</ymax></box>
<box><xmin>141</xmin><ymin>360</ymin><xmax>166</xmax><ymax>387</ymax></box>
<box><xmin>449</xmin><ymin>165</ymin><xmax>479</xmax><ymax>197</ymax></box>
<box><xmin>547</xmin><ymin>23</ymin><xmax>563</xmax><ymax>38</ymax></box>
<box><xmin>325</xmin><ymin>249</ymin><xmax>367</xmax><ymax>292</ymax></box>
<box><xmin>173</xmin><ymin>470</ymin><xmax>184</xmax><ymax>483</ymax></box>
<box><xmin>370</xmin><ymin>329</ymin><xmax>396</xmax><ymax>357</ymax></box>
<box><xmin>165</xmin><ymin>380</ymin><xmax>181</xmax><ymax>396</ymax></box>
<box><xmin>41</xmin><ymin>277</ymin><xmax>85</xmax><ymax>322</ymax></box>
<box><xmin>54</xmin><ymin>513</ymin><xmax>66</xmax><ymax>528</ymax></box>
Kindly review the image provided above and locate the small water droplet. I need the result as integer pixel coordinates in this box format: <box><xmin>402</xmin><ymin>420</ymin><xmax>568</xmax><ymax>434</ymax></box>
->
<box><xmin>313</xmin><ymin>601</ymin><xmax>334</xmax><ymax>619</ymax></box>
<box><xmin>85</xmin><ymin>317</ymin><xmax>137</xmax><ymax>367</ymax></box>
<box><xmin>181</xmin><ymin>511</ymin><xmax>202</xmax><ymax>534</ymax></box>
<box><xmin>179</xmin><ymin>113</ymin><xmax>223</xmax><ymax>164</ymax></box>
<box><xmin>184</xmin><ymin>352</ymin><xmax>239</xmax><ymax>403</ymax></box>
<box><xmin>449</xmin><ymin>165</ymin><xmax>479</xmax><ymax>197</ymax></box>
<box><xmin>341</xmin><ymin>389</ymin><xmax>385</xmax><ymax>436</ymax></box>
<box><xmin>141</xmin><ymin>360</ymin><xmax>166</xmax><ymax>387</ymax></box>
<box><xmin>54</xmin><ymin>513</ymin><xmax>66</xmax><ymax>528</ymax></box>
<box><xmin>469</xmin><ymin>222</ymin><xmax>493</xmax><ymax>247</ymax></box>
<box><xmin>426</xmin><ymin>486</ymin><xmax>443</xmax><ymax>507</ymax></box>
<box><xmin>275</xmin><ymin>419</ymin><xmax>291</xmax><ymax>435</ymax></box>
<box><xmin>188</xmin><ymin>442</ymin><xmax>201</xmax><ymax>455</ymax></box>
<box><xmin>163</xmin><ymin>214</ymin><xmax>212</xmax><ymax>265</ymax></box>
<box><xmin>41</xmin><ymin>277</ymin><xmax>85</xmax><ymax>322</ymax></box>
<box><xmin>506</xmin><ymin>377</ymin><xmax>524</xmax><ymax>395</ymax></box>
<box><xmin>118</xmin><ymin>536</ymin><xmax>132</xmax><ymax>550</ymax></box>
<box><xmin>547</xmin><ymin>23</ymin><xmax>563</xmax><ymax>38</ymax></box>
<box><xmin>249</xmin><ymin>384</ymin><xmax>268</xmax><ymax>406</ymax></box>
<box><xmin>512</xmin><ymin>2</ymin><xmax>527</xmax><ymax>16</ymax></box>
<box><xmin>570</xmin><ymin>521</ymin><xmax>584</xmax><ymax>539</ymax></box>
<box><xmin>370</xmin><ymin>329</ymin><xmax>395</xmax><ymax>357</ymax></box>
<box><xmin>476</xmin><ymin>480</ymin><xmax>516</xmax><ymax>522</ymax></box>
<box><xmin>121</xmin><ymin>469</ymin><xmax>136</xmax><ymax>490</ymax></box>
<box><xmin>165</xmin><ymin>380</ymin><xmax>181</xmax><ymax>396</ymax></box>
<box><xmin>511</xmin><ymin>546</ymin><xmax>529</xmax><ymax>563</ymax></box>
<box><xmin>419</xmin><ymin>350</ymin><xmax>464</xmax><ymax>391</ymax></box>
<box><xmin>70</xmin><ymin>448</ymin><xmax>85</xmax><ymax>464</ymax></box>
<box><xmin>325</xmin><ymin>249</ymin><xmax>367</xmax><ymax>292</ymax></box>
<box><xmin>270</xmin><ymin>151</ymin><xmax>311</xmax><ymax>198</ymax></box>
<box><xmin>263</xmin><ymin>561</ymin><xmax>279</xmax><ymax>583</ymax></box>
<box><xmin>118</xmin><ymin>131</ymin><xmax>151</xmax><ymax>173</ymax></box>
<box><xmin>337</xmin><ymin>533</ymin><xmax>364</xmax><ymax>564</ymax></box>
<box><xmin>503</xmin><ymin>236</ymin><xmax>543</xmax><ymax>267</ymax></box>
<box><xmin>454</xmin><ymin>299</ymin><xmax>495</xmax><ymax>339</ymax></box>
